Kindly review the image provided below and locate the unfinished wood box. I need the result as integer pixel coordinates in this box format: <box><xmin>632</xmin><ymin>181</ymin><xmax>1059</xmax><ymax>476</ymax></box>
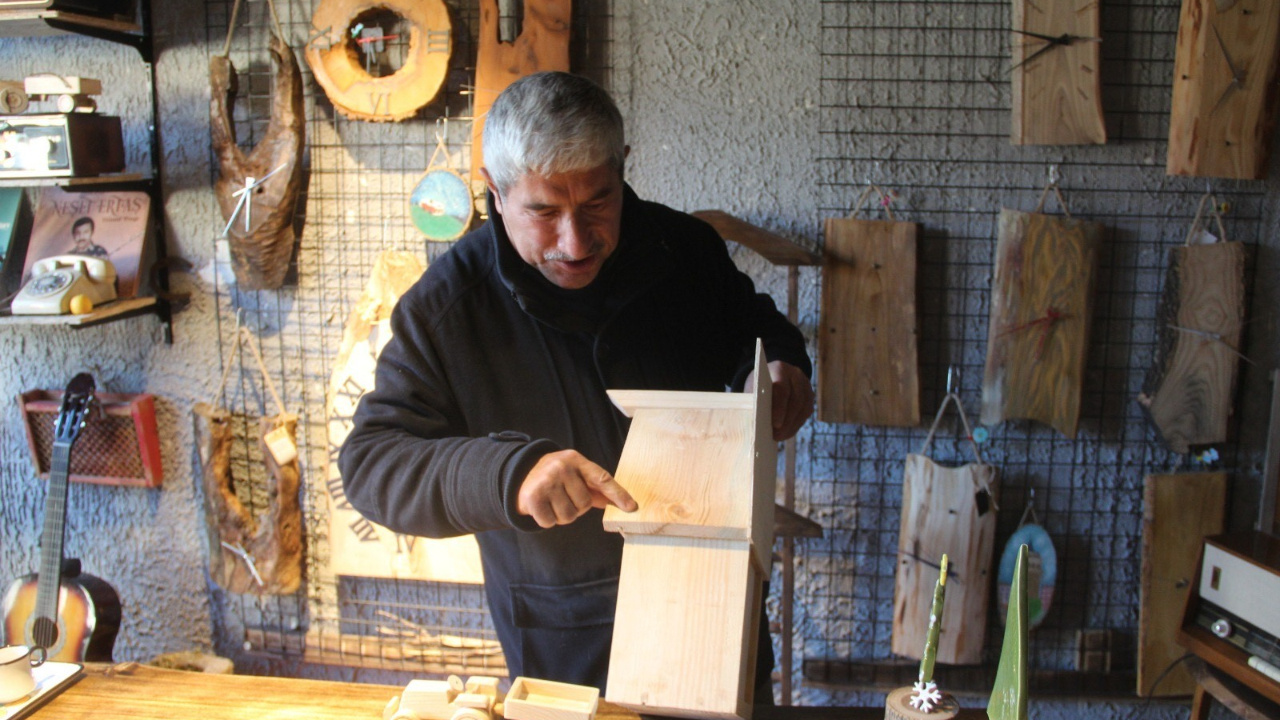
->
<box><xmin>504</xmin><ymin>677</ymin><xmax>599</xmax><ymax>720</ymax></box>
<box><xmin>603</xmin><ymin>341</ymin><xmax>775</xmax><ymax>720</ymax></box>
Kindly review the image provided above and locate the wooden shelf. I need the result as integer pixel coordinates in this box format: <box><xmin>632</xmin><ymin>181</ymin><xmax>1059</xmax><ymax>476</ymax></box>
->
<box><xmin>0</xmin><ymin>9</ymin><xmax>139</xmax><ymax>37</ymax></box>
<box><xmin>0</xmin><ymin>173</ymin><xmax>146</xmax><ymax>188</ymax></box>
<box><xmin>0</xmin><ymin>296</ymin><xmax>156</xmax><ymax>328</ymax></box>
<box><xmin>693</xmin><ymin>209</ymin><xmax>821</xmax><ymax>266</ymax></box>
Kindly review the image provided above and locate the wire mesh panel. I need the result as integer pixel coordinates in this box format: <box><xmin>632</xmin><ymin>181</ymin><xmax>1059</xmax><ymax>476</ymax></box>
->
<box><xmin>201</xmin><ymin>0</ymin><xmax>614</xmax><ymax>676</ymax></box>
<box><xmin>803</xmin><ymin>0</ymin><xmax>1267</xmax><ymax>700</ymax></box>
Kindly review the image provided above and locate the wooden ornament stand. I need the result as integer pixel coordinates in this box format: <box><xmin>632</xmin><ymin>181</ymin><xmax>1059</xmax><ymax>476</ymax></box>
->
<box><xmin>883</xmin><ymin>687</ymin><xmax>959</xmax><ymax>720</ymax></box>
<box><xmin>603</xmin><ymin>341</ymin><xmax>775</xmax><ymax>720</ymax></box>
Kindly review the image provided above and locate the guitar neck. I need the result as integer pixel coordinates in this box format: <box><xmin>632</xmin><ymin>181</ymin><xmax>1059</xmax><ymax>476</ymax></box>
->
<box><xmin>35</xmin><ymin>441</ymin><xmax>72</xmax><ymax>623</ymax></box>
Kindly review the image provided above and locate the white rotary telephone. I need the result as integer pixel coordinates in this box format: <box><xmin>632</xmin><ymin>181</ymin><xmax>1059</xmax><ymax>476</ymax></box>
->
<box><xmin>11</xmin><ymin>254</ymin><xmax>117</xmax><ymax>315</ymax></box>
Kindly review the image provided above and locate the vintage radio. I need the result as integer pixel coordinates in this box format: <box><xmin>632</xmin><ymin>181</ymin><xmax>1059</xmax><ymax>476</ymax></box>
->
<box><xmin>0</xmin><ymin>113</ymin><xmax>123</xmax><ymax>179</ymax></box>
<box><xmin>1179</xmin><ymin>532</ymin><xmax>1280</xmax><ymax>704</ymax></box>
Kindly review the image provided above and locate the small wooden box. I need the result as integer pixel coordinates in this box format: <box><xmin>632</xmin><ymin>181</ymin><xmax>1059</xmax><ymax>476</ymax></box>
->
<box><xmin>19</xmin><ymin>388</ymin><xmax>162</xmax><ymax>488</ymax></box>
<box><xmin>505</xmin><ymin>677</ymin><xmax>599</xmax><ymax>720</ymax></box>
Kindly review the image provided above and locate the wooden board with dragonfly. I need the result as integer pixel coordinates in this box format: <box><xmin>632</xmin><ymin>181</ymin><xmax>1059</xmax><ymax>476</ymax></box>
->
<box><xmin>2</xmin><ymin>373</ymin><xmax>120</xmax><ymax>664</ymax></box>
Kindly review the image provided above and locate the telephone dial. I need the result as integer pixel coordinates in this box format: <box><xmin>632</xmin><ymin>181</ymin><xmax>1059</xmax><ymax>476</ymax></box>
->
<box><xmin>11</xmin><ymin>254</ymin><xmax>116</xmax><ymax>315</ymax></box>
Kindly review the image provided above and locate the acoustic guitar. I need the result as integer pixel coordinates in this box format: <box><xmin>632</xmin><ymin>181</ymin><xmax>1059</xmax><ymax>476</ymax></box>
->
<box><xmin>2</xmin><ymin>372</ymin><xmax>121</xmax><ymax>663</ymax></box>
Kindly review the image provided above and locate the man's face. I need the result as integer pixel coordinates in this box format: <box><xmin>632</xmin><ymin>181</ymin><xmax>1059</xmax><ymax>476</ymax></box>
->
<box><xmin>73</xmin><ymin>223</ymin><xmax>93</xmax><ymax>247</ymax></box>
<box><xmin>486</xmin><ymin>163</ymin><xmax>624</xmax><ymax>290</ymax></box>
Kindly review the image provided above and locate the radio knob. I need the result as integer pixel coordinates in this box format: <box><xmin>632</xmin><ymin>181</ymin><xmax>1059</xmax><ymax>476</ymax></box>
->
<box><xmin>1211</xmin><ymin>618</ymin><xmax>1233</xmax><ymax>639</ymax></box>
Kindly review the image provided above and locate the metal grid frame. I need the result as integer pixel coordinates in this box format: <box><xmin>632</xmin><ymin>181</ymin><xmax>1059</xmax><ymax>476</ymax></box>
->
<box><xmin>801</xmin><ymin>0</ymin><xmax>1267</xmax><ymax>696</ymax></box>
<box><xmin>201</xmin><ymin>0</ymin><xmax>614</xmax><ymax>675</ymax></box>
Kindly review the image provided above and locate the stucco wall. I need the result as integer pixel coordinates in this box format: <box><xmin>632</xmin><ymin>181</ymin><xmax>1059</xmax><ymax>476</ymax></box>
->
<box><xmin>0</xmin><ymin>2</ymin><xmax>1273</xmax><ymax>719</ymax></box>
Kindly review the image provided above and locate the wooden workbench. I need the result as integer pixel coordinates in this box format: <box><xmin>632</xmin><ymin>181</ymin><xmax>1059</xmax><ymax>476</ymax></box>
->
<box><xmin>19</xmin><ymin>663</ymin><xmax>988</xmax><ymax>720</ymax></box>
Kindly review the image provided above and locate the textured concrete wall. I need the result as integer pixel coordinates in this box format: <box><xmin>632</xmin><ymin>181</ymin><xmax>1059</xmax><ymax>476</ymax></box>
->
<box><xmin>0</xmin><ymin>2</ymin><xmax>1273</xmax><ymax>719</ymax></box>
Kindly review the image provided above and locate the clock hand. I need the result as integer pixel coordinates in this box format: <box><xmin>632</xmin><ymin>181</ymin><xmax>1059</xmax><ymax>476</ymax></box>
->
<box><xmin>1211</xmin><ymin>24</ymin><xmax>1245</xmax><ymax>85</ymax></box>
<box><xmin>1009</xmin><ymin>30</ymin><xmax>1101</xmax><ymax>73</ymax></box>
<box><xmin>225</xmin><ymin>162</ymin><xmax>289</xmax><ymax>234</ymax></box>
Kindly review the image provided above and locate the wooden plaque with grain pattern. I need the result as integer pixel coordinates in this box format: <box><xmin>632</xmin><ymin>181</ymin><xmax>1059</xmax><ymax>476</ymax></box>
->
<box><xmin>1137</xmin><ymin>242</ymin><xmax>1247</xmax><ymax>453</ymax></box>
<box><xmin>470</xmin><ymin>0</ymin><xmax>571</xmax><ymax>192</ymax></box>
<box><xmin>892</xmin><ymin>454</ymin><xmax>999</xmax><ymax>666</ymax></box>
<box><xmin>1138</xmin><ymin>472</ymin><xmax>1227</xmax><ymax>696</ymax></box>
<box><xmin>981</xmin><ymin>209</ymin><xmax>1100</xmax><ymax>438</ymax></box>
<box><xmin>1167</xmin><ymin>0</ymin><xmax>1280</xmax><ymax>179</ymax></box>
<box><xmin>819</xmin><ymin>218</ymin><xmax>920</xmax><ymax>427</ymax></box>
<box><xmin>1010</xmin><ymin>0</ymin><xmax>1106</xmax><ymax>145</ymax></box>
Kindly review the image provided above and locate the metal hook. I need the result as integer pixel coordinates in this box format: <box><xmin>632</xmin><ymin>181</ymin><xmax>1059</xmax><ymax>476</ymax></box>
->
<box><xmin>946</xmin><ymin>365</ymin><xmax>959</xmax><ymax>395</ymax></box>
<box><xmin>1047</xmin><ymin>164</ymin><xmax>1059</xmax><ymax>186</ymax></box>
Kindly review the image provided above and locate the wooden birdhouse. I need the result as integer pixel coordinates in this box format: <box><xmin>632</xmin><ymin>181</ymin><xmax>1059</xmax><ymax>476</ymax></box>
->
<box><xmin>603</xmin><ymin>340</ymin><xmax>776</xmax><ymax>720</ymax></box>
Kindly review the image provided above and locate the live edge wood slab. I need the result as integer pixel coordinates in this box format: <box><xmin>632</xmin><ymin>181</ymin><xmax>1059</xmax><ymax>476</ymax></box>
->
<box><xmin>33</xmin><ymin>663</ymin><xmax>985</xmax><ymax>720</ymax></box>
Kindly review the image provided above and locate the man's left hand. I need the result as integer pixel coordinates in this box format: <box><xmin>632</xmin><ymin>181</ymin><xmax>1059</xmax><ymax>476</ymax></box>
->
<box><xmin>747</xmin><ymin>360</ymin><xmax>814</xmax><ymax>441</ymax></box>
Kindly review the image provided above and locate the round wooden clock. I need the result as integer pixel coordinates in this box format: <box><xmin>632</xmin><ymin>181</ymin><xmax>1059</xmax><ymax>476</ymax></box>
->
<box><xmin>304</xmin><ymin>0</ymin><xmax>452</xmax><ymax>122</ymax></box>
<box><xmin>1167</xmin><ymin>0</ymin><xmax>1280</xmax><ymax>178</ymax></box>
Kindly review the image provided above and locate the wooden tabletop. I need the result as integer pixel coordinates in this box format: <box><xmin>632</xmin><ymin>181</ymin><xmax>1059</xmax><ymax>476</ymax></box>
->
<box><xmin>24</xmin><ymin>663</ymin><xmax>987</xmax><ymax>720</ymax></box>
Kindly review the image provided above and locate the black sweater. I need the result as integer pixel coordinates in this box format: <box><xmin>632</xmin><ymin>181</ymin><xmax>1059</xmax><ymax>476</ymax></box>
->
<box><xmin>339</xmin><ymin>185</ymin><xmax>810</xmax><ymax>687</ymax></box>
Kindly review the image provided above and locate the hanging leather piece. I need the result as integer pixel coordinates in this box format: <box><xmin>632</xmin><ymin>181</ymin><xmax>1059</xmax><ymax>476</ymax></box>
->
<box><xmin>195</xmin><ymin>405</ymin><xmax>302</xmax><ymax>595</ymax></box>
<box><xmin>194</xmin><ymin>326</ymin><xmax>303</xmax><ymax>595</ymax></box>
<box><xmin>210</xmin><ymin>1</ymin><xmax>306</xmax><ymax>290</ymax></box>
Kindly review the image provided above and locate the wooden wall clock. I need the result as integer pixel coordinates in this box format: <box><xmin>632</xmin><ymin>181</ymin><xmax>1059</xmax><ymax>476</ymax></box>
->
<box><xmin>305</xmin><ymin>0</ymin><xmax>452</xmax><ymax>122</ymax></box>
<box><xmin>981</xmin><ymin>201</ymin><xmax>1101</xmax><ymax>438</ymax></box>
<box><xmin>1010</xmin><ymin>0</ymin><xmax>1106</xmax><ymax>145</ymax></box>
<box><xmin>1167</xmin><ymin>0</ymin><xmax>1280</xmax><ymax>178</ymax></box>
<box><xmin>470</xmin><ymin>0</ymin><xmax>571</xmax><ymax>195</ymax></box>
<box><xmin>324</xmin><ymin>251</ymin><xmax>484</xmax><ymax>585</ymax></box>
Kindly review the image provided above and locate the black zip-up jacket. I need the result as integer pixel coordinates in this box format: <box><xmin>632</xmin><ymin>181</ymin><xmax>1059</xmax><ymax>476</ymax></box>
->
<box><xmin>339</xmin><ymin>184</ymin><xmax>811</xmax><ymax>689</ymax></box>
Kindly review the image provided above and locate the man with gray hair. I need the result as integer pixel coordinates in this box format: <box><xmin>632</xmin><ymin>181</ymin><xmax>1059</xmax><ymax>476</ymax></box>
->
<box><xmin>340</xmin><ymin>71</ymin><xmax>812</xmax><ymax>694</ymax></box>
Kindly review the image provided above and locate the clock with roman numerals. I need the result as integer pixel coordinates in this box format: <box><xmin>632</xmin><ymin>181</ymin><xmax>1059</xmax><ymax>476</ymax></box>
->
<box><xmin>304</xmin><ymin>0</ymin><xmax>453</xmax><ymax>122</ymax></box>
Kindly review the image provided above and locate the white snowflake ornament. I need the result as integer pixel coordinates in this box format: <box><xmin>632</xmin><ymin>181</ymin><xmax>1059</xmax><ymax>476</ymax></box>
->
<box><xmin>909</xmin><ymin>680</ymin><xmax>943</xmax><ymax>712</ymax></box>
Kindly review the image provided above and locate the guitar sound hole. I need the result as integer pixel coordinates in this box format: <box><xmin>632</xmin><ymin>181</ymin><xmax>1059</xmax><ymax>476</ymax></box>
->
<box><xmin>31</xmin><ymin>616</ymin><xmax>59</xmax><ymax>649</ymax></box>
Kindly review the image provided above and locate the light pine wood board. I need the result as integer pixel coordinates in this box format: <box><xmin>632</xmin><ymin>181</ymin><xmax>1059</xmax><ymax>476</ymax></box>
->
<box><xmin>603</xmin><ymin>406</ymin><xmax>756</xmax><ymax>540</ymax></box>
<box><xmin>691</xmin><ymin>210</ymin><xmax>820</xmax><ymax>266</ymax></box>
<box><xmin>819</xmin><ymin>218</ymin><xmax>920</xmax><ymax>428</ymax></box>
<box><xmin>1138</xmin><ymin>242</ymin><xmax>1248</xmax><ymax>453</ymax></box>
<box><xmin>892</xmin><ymin>455</ymin><xmax>1000</xmax><ymax>665</ymax></box>
<box><xmin>606</xmin><ymin>536</ymin><xmax>757</xmax><ymax>720</ymax></box>
<box><xmin>981</xmin><ymin>209</ymin><xmax>1100</xmax><ymax>437</ymax></box>
<box><xmin>1138</xmin><ymin>472</ymin><xmax>1227</xmax><ymax>697</ymax></box>
<box><xmin>1167</xmin><ymin>0</ymin><xmax>1280</xmax><ymax>179</ymax></box>
<box><xmin>470</xmin><ymin>0</ymin><xmax>572</xmax><ymax>191</ymax></box>
<box><xmin>1010</xmin><ymin>0</ymin><xmax>1106</xmax><ymax>145</ymax></box>
<box><xmin>605</xmin><ymin>341</ymin><xmax>775</xmax><ymax>574</ymax></box>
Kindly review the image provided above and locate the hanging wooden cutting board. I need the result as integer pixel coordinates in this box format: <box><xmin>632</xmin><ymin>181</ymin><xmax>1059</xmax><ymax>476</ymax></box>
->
<box><xmin>1138</xmin><ymin>472</ymin><xmax>1227</xmax><ymax>696</ymax></box>
<box><xmin>470</xmin><ymin>0</ymin><xmax>571</xmax><ymax>194</ymax></box>
<box><xmin>1138</xmin><ymin>242</ymin><xmax>1248</xmax><ymax>453</ymax></box>
<box><xmin>981</xmin><ymin>209</ymin><xmax>1101</xmax><ymax>438</ymax></box>
<box><xmin>893</xmin><ymin>455</ymin><xmax>999</xmax><ymax>665</ymax></box>
<box><xmin>819</xmin><ymin>217</ymin><xmax>920</xmax><ymax>427</ymax></box>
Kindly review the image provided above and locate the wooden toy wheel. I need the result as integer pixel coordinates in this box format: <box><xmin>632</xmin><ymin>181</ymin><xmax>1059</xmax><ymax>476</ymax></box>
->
<box><xmin>304</xmin><ymin>0</ymin><xmax>452</xmax><ymax>122</ymax></box>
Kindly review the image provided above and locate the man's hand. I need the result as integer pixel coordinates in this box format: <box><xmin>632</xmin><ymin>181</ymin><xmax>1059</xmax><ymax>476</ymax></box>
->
<box><xmin>517</xmin><ymin>450</ymin><xmax>639</xmax><ymax>528</ymax></box>
<box><xmin>747</xmin><ymin>360</ymin><xmax>815</xmax><ymax>441</ymax></box>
